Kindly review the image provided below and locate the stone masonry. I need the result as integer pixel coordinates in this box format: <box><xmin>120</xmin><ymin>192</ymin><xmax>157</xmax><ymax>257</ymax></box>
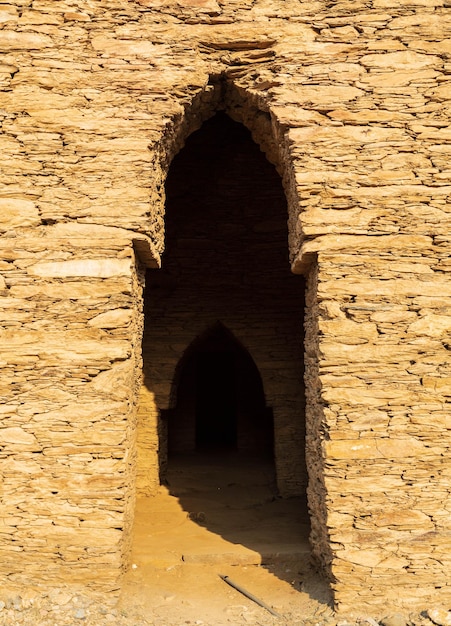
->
<box><xmin>0</xmin><ymin>0</ymin><xmax>450</xmax><ymax>614</ymax></box>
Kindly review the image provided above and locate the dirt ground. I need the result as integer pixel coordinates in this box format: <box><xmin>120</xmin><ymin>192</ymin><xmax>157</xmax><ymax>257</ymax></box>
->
<box><xmin>119</xmin><ymin>453</ymin><xmax>333</xmax><ymax>625</ymax></box>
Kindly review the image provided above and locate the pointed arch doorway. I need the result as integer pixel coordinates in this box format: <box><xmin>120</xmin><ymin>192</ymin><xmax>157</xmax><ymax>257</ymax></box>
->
<box><xmin>135</xmin><ymin>110</ymin><xmax>309</xmax><ymax>576</ymax></box>
<box><xmin>167</xmin><ymin>321</ymin><xmax>274</xmax><ymax>458</ymax></box>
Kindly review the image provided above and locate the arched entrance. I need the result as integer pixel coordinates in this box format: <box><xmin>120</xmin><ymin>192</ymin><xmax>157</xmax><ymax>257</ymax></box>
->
<box><xmin>168</xmin><ymin>322</ymin><xmax>274</xmax><ymax>458</ymax></box>
<box><xmin>142</xmin><ymin>111</ymin><xmax>307</xmax><ymax>498</ymax></box>
<box><xmin>130</xmin><ymin>108</ymin><xmax>313</xmax><ymax>604</ymax></box>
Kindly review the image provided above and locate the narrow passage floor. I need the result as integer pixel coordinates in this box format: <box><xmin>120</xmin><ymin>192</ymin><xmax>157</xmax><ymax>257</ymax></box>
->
<box><xmin>121</xmin><ymin>454</ymin><xmax>331</xmax><ymax>625</ymax></box>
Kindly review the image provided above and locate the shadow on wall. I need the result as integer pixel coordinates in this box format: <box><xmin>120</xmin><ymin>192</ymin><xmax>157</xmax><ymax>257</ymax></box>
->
<box><xmin>166</xmin><ymin>452</ymin><xmax>314</xmax><ymax>581</ymax></box>
<box><xmin>159</xmin><ymin>323</ymin><xmax>313</xmax><ymax>591</ymax></box>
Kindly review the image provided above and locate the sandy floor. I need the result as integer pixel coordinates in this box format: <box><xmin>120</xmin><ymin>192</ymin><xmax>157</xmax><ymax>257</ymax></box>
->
<box><xmin>119</xmin><ymin>454</ymin><xmax>333</xmax><ymax>625</ymax></box>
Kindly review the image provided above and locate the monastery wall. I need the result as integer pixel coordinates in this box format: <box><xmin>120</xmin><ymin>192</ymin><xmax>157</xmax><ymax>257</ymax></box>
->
<box><xmin>306</xmin><ymin>243</ymin><xmax>451</xmax><ymax>612</ymax></box>
<box><xmin>0</xmin><ymin>228</ymin><xmax>146</xmax><ymax>590</ymax></box>
<box><xmin>0</xmin><ymin>0</ymin><xmax>450</xmax><ymax>612</ymax></box>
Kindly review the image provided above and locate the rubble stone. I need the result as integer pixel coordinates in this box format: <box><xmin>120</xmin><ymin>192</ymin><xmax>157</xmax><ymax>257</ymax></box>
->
<box><xmin>0</xmin><ymin>0</ymin><xmax>450</xmax><ymax>615</ymax></box>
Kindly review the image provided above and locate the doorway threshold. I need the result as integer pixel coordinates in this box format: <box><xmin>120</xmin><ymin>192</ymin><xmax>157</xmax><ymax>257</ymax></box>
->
<box><xmin>130</xmin><ymin>453</ymin><xmax>310</xmax><ymax>571</ymax></box>
<box><xmin>122</xmin><ymin>454</ymin><xmax>333</xmax><ymax>625</ymax></box>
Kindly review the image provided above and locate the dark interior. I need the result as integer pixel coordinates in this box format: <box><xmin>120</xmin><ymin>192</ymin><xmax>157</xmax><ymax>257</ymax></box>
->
<box><xmin>168</xmin><ymin>322</ymin><xmax>274</xmax><ymax>456</ymax></box>
<box><xmin>144</xmin><ymin>111</ymin><xmax>305</xmax><ymax>490</ymax></box>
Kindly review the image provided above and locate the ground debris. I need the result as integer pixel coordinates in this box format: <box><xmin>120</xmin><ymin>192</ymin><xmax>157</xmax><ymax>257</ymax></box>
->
<box><xmin>0</xmin><ymin>586</ymin><xmax>447</xmax><ymax>626</ymax></box>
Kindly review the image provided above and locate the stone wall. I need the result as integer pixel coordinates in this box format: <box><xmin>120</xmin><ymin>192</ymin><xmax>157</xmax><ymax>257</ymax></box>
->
<box><xmin>0</xmin><ymin>225</ymin><xmax>150</xmax><ymax>590</ymax></box>
<box><xmin>305</xmin><ymin>241</ymin><xmax>451</xmax><ymax>612</ymax></box>
<box><xmin>0</xmin><ymin>0</ymin><xmax>450</xmax><ymax>613</ymax></box>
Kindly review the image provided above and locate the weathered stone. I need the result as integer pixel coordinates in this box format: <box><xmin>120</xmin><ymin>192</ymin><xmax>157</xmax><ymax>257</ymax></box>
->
<box><xmin>1</xmin><ymin>427</ymin><xmax>38</xmax><ymax>447</ymax></box>
<box><xmin>373</xmin><ymin>510</ymin><xmax>433</xmax><ymax>528</ymax></box>
<box><xmin>0</xmin><ymin>0</ymin><xmax>450</xmax><ymax>616</ymax></box>
<box><xmin>0</xmin><ymin>30</ymin><xmax>52</xmax><ymax>50</ymax></box>
<box><xmin>28</xmin><ymin>259</ymin><xmax>131</xmax><ymax>278</ymax></box>
<box><xmin>88</xmin><ymin>309</ymin><xmax>132</xmax><ymax>328</ymax></box>
<box><xmin>427</xmin><ymin>609</ymin><xmax>451</xmax><ymax>626</ymax></box>
<box><xmin>324</xmin><ymin>437</ymin><xmax>426</xmax><ymax>460</ymax></box>
<box><xmin>380</xmin><ymin>614</ymin><xmax>407</xmax><ymax>626</ymax></box>
<box><xmin>0</xmin><ymin>199</ymin><xmax>40</xmax><ymax>232</ymax></box>
<box><xmin>421</xmin><ymin>377</ymin><xmax>451</xmax><ymax>396</ymax></box>
<box><xmin>408</xmin><ymin>314</ymin><xmax>451</xmax><ymax>337</ymax></box>
<box><xmin>360</xmin><ymin>50</ymin><xmax>442</xmax><ymax>69</ymax></box>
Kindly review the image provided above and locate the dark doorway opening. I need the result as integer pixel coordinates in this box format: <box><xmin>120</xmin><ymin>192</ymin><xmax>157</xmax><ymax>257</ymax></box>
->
<box><xmin>196</xmin><ymin>350</ymin><xmax>237</xmax><ymax>450</ymax></box>
<box><xmin>135</xmin><ymin>109</ymin><xmax>313</xmax><ymax>605</ymax></box>
<box><xmin>168</xmin><ymin>322</ymin><xmax>274</xmax><ymax>458</ymax></box>
<box><xmin>143</xmin><ymin>110</ymin><xmax>306</xmax><ymax>495</ymax></box>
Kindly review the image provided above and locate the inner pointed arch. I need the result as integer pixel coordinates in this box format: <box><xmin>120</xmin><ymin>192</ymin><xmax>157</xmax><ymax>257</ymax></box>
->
<box><xmin>168</xmin><ymin>321</ymin><xmax>274</xmax><ymax>458</ymax></box>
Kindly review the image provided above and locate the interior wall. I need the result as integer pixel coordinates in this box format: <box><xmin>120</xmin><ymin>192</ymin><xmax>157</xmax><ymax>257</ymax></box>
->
<box><xmin>140</xmin><ymin>112</ymin><xmax>306</xmax><ymax>497</ymax></box>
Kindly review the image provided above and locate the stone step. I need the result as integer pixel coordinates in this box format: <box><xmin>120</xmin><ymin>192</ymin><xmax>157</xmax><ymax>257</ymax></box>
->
<box><xmin>180</xmin><ymin>542</ymin><xmax>311</xmax><ymax>566</ymax></box>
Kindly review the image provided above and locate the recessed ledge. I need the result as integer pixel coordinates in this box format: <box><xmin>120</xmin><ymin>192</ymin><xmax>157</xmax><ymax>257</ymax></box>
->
<box><xmin>291</xmin><ymin>251</ymin><xmax>314</xmax><ymax>275</ymax></box>
<box><xmin>132</xmin><ymin>234</ymin><xmax>160</xmax><ymax>269</ymax></box>
<box><xmin>41</xmin><ymin>223</ymin><xmax>161</xmax><ymax>268</ymax></box>
<box><xmin>291</xmin><ymin>233</ymin><xmax>434</xmax><ymax>275</ymax></box>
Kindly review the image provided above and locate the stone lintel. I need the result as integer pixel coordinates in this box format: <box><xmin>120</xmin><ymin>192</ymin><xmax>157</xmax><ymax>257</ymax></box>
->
<box><xmin>25</xmin><ymin>223</ymin><xmax>161</xmax><ymax>269</ymax></box>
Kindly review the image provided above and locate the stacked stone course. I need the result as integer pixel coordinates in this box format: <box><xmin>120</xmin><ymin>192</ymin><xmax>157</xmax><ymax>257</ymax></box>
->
<box><xmin>0</xmin><ymin>0</ymin><xmax>450</xmax><ymax>613</ymax></box>
<box><xmin>306</xmin><ymin>243</ymin><xmax>451</xmax><ymax>611</ymax></box>
<box><xmin>0</xmin><ymin>227</ymin><xmax>150</xmax><ymax>589</ymax></box>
